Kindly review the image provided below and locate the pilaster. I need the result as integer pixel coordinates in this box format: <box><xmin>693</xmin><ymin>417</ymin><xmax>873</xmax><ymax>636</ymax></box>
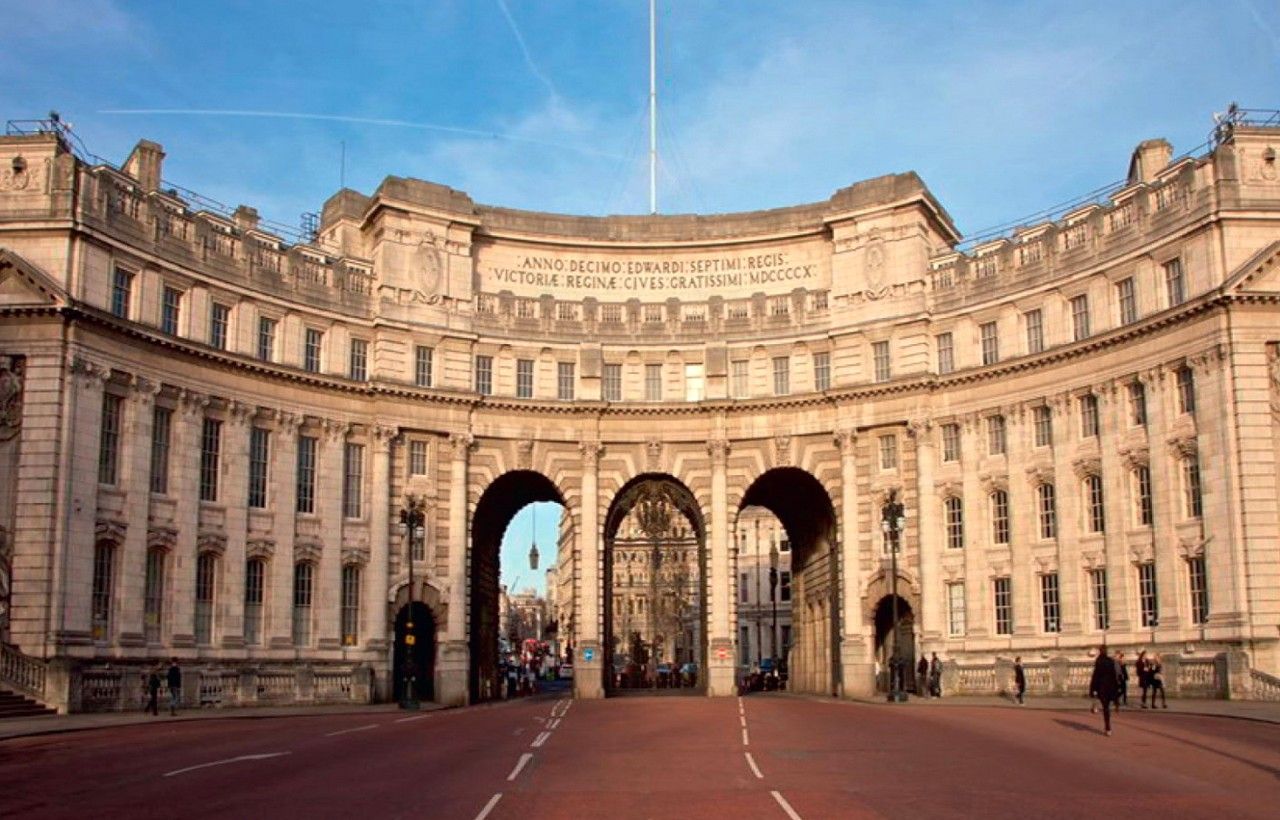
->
<box><xmin>366</xmin><ymin>424</ymin><xmax>397</xmax><ymax>653</ymax></box>
<box><xmin>315</xmin><ymin>419</ymin><xmax>348</xmax><ymax>649</ymax></box>
<box><xmin>706</xmin><ymin>437</ymin><xmax>735</xmax><ymax>696</ymax></box>
<box><xmin>438</xmin><ymin>432</ymin><xmax>474</xmax><ymax>706</ymax></box>
<box><xmin>835</xmin><ymin>429</ymin><xmax>873</xmax><ymax>698</ymax></box>
<box><xmin>909</xmin><ymin>417</ymin><xmax>942</xmax><ymax>641</ymax></box>
<box><xmin>117</xmin><ymin>375</ymin><xmax>159</xmax><ymax>648</ymax></box>
<box><xmin>575</xmin><ymin>440</ymin><xmax>605</xmax><ymax>699</ymax></box>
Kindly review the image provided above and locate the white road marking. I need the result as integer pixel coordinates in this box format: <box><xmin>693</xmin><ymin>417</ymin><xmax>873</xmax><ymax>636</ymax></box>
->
<box><xmin>163</xmin><ymin>752</ymin><xmax>290</xmax><ymax>778</ymax></box>
<box><xmin>739</xmin><ymin>714</ymin><xmax>747</xmax><ymax>728</ymax></box>
<box><xmin>325</xmin><ymin>723</ymin><xmax>377</xmax><ymax>737</ymax></box>
<box><xmin>507</xmin><ymin>753</ymin><xmax>533</xmax><ymax>781</ymax></box>
<box><xmin>547</xmin><ymin>718</ymin><xmax>560</xmax><ymax>729</ymax></box>
<box><xmin>395</xmin><ymin>714</ymin><xmax>429</xmax><ymax>723</ymax></box>
<box><xmin>772</xmin><ymin>790</ymin><xmax>803</xmax><ymax>820</ymax></box>
<box><xmin>531</xmin><ymin>730</ymin><xmax>552</xmax><ymax>747</ymax></box>
<box><xmin>745</xmin><ymin>751</ymin><xmax>763</xmax><ymax>779</ymax></box>
<box><xmin>474</xmin><ymin>793</ymin><xmax>502</xmax><ymax>820</ymax></box>
<box><xmin>742</xmin><ymin>728</ymin><xmax>750</xmax><ymax>746</ymax></box>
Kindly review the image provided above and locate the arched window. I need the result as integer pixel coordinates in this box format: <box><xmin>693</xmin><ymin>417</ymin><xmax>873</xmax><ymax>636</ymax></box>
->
<box><xmin>244</xmin><ymin>558</ymin><xmax>266</xmax><ymax>646</ymax></box>
<box><xmin>990</xmin><ymin>490</ymin><xmax>1010</xmax><ymax>545</ymax></box>
<box><xmin>91</xmin><ymin>541</ymin><xmax>116</xmax><ymax>641</ymax></box>
<box><xmin>293</xmin><ymin>562</ymin><xmax>314</xmax><ymax>647</ymax></box>
<box><xmin>194</xmin><ymin>553</ymin><xmax>217</xmax><ymax>645</ymax></box>
<box><xmin>144</xmin><ymin>548</ymin><xmax>166</xmax><ymax>644</ymax></box>
<box><xmin>944</xmin><ymin>496</ymin><xmax>964</xmax><ymax>550</ymax></box>
<box><xmin>341</xmin><ymin>564</ymin><xmax>360</xmax><ymax>647</ymax></box>
<box><xmin>1037</xmin><ymin>483</ymin><xmax>1057</xmax><ymax>540</ymax></box>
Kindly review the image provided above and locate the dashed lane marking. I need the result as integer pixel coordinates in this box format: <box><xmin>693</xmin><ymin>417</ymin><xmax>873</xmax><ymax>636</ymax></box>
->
<box><xmin>771</xmin><ymin>791</ymin><xmax>803</xmax><ymax>820</ymax></box>
<box><xmin>531</xmin><ymin>731</ymin><xmax>552</xmax><ymax>748</ymax></box>
<box><xmin>163</xmin><ymin>752</ymin><xmax>290</xmax><ymax>778</ymax></box>
<box><xmin>739</xmin><ymin>714</ymin><xmax>747</xmax><ymax>728</ymax></box>
<box><xmin>745</xmin><ymin>752</ymin><xmax>763</xmax><ymax>779</ymax></box>
<box><xmin>324</xmin><ymin>723</ymin><xmax>377</xmax><ymax>737</ymax></box>
<box><xmin>547</xmin><ymin>718</ymin><xmax>560</xmax><ymax>729</ymax></box>
<box><xmin>395</xmin><ymin>714</ymin><xmax>429</xmax><ymax>723</ymax></box>
<box><xmin>474</xmin><ymin>793</ymin><xmax>502</xmax><ymax>820</ymax></box>
<box><xmin>513</xmin><ymin>728</ymin><xmax>525</xmax><ymax>736</ymax></box>
<box><xmin>507</xmin><ymin>753</ymin><xmax>533</xmax><ymax>781</ymax></box>
<box><xmin>742</xmin><ymin>728</ymin><xmax>750</xmax><ymax>746</ymax></box>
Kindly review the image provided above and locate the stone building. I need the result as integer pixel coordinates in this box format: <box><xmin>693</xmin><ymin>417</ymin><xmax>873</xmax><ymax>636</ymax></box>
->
<box><xmin>1</xmin><ymin>109</ymin><xmax>1279</xmax><ymax>711</ymax></box>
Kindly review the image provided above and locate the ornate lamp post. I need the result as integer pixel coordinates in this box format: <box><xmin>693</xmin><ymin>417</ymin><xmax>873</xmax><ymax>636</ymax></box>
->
<box><xmin>398</xmin><ymin>494</ymin><xmax>426</xmax><ymax>710</ymax></box>
<box><xmin>880</xmin><ymin>490</ymin><xmax>907</xmax><ymax>703</ymax></box>
<box><xmin>769</xmin><ymin>537</ymin><xmax>780</xmax><ymax>677</ymax></box>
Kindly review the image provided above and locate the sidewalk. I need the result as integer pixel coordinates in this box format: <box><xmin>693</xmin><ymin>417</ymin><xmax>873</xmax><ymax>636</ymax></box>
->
<box><xmin>831</xmin><ymin>693</ymin><xmax>1280</xmax><ymax>725</ymax></box>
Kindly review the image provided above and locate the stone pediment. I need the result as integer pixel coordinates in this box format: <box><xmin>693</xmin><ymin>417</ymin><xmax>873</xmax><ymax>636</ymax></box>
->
<box><xmin>0</xmin><ymin>248</ymin><xmax>66</xmax><ymax>308</ymax></box>
<box><xmin>1222</xmin><ymin>239</ymin><xmax>1280</xmax><ymax>294</ymax></box>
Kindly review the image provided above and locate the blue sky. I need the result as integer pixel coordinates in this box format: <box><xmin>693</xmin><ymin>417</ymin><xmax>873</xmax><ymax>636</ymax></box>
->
<box><xmin>4</xmin><ymin>1</ymin><xmax>1278</xmax><ymax>593</ymax></box>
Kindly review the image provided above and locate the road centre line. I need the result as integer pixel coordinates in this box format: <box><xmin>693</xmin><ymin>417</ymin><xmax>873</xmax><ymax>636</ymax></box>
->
<box><xmin>507</xmin><ymin>753</ymin><xmax>533</xmax><ymax>781</ymax></box>
<box><xmin>745</xmin><ymin>752</ymin><xmax>763</xmax><ymax>779</ymax></box>
<box><xmin>163</xmin><ymin>752</ymin><xmax>290</xmax><ymax>778</ymax></box>
<box><xmin>531</xmin><ymin>731</ymin><xmax>552</xmax><ymax>748</ymax></box>
<box><xmin>325</xmin><ymin>723</ymin><xmax>377</xmax><ymax>737</ymax></box>
<box><xmin>395</xmin><ymin>714</ymin><xmax>429</xmax><ymax>723</ymax></box>
<box><xmin>771</xmin><ymin>791</ymin><xmax>804</xmax><ymax>820</ymax></box>
<box><xmin>548</xmin><ymin>718</ymin><xmax>560</xmax><ymax>729</ymax></box>
<box><xmin>739</xmin><ymin>714</ymin><xmax>747</xmax><ymax>728</ymax></box>
<box><xmin>474</xmin><ymin>793</ymin><xmax>502</xmax><ymax>820</ymax></box>
<box><xmin>742</xmin><ymin>728</ymin><xmax>750</xmax><ymax>746</ymax></box>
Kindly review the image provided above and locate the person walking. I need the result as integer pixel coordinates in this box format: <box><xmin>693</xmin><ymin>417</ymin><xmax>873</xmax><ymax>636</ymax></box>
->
<box><xmin>166</xmin><ymin>658</ymin><xmax>182</xmax><ymax>716</ymax></box>
<box><xmin>1088</xmin><ymin>645</ymin><xmax>1122</xmax><ymax>736</ymax></box>
<box><xmin>1136</xmin><ymin>650</ymin><xmax>1151</xmax><ymax>707</ymax></box>
<box><xmin>928</xmin><ymin>652</ymin><xmax>943</xmax><ymax>698</ymax></box>
<box><xmin>1148</xmin><ymin>654</ymin><xmax>1169</xmax><ymax>708</ymax></box>
<box><xmin>1115</xmin><ymin>651</ymin><xmax>1129</xmax><ymax>710</ymax></box>
<box><xmin>1013</xmin><ymin>657</ymin><xmax>1026</xmax><ymax>705</ymax></box>
<box><xmin>146</xmin><ymin>666</ymin><xmax>161</xmax><ymax>716</ymax></box>
<box><xmin>916</xmin><ymin>656</ymin><xmax>928</xmax><ymax>696</ymax></box>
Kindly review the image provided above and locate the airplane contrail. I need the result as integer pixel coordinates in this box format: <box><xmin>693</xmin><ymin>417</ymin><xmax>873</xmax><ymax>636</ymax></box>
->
<box><xmin>497</xmin><ymin>0</ymin><xmax>560</xmax><ymax>101</ymax></box>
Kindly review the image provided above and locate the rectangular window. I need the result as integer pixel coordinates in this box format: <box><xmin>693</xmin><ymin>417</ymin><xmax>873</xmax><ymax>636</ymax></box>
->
<box><xmin>516</xmin><ymin>359</ymin><xmax>534</xmax><ymax>399</ymax></box>
<box><xmin>1129</xmin><ymin>381</ymin><xmax>1147</xmax><ymax>427</ymax></box>
<box><xmin>773</xmin><ymin>356</ymin><xmax>790</xmax><ymax>396</ymax></box>
<box><xmin>199</xmin><ymin>418</ymin><xmax>221</xmax><ymax>502</ymax></box>
<box><xmin>1040</xmin><ymin>573</ymin><xmax>1061</xmax><ymax>633</ymax></box>
<box><xmin>210</xmin><ymin>302</ymin><xmax>230</xmax><ymax>350</ymax></box>
<box><xmin>111</xmin><ymin>267</ymin><xmax>133</xmax><ymax>318</ymax></box>
<box><xmin>1117</xmin><ymin>277</ymin><xmax>1137</xmax><ymax>325</ymax></box>
<box><xmin>739</xmin><ymin>572</ymin><xmax>750</xmax><ymax>604</ymax></box>
<box><xmin>98</xmin><ymin>393</ymin><xmax>122</xmax><ymax>486</ymax></box>
<box><xmin>475</xmin><ymin>355</ymin><xmax>493</xmax><ymax>396</ymax></box>
<box><xmin>813</xmin><ymin>352</ymin><xmax>831</xmax><ymax>391</ymax></box>
<box><xmin>872</xmin><ymin>341</ymin><xmax>891</xmax><ymax>382</ymax></box>
<box><xmin>1071</xmin><ymin>294</ymin><xmax>1091</xmax><ymax>341</ymax></box>
<box><xmin>1080</xmin><ymin>394</ymin><xmax>1099</xmax><ymax>438</ymax></box>
<box><xmin>994</xmin><ymin>576</ymin><xmax>1013</xmax><ymax>636</ymax></box>
<box><xmin>730</xmin><ymin>360</ymin><xmax>748</xmax><ymax>399</ymax></box>
<box><xmin>1138</xmin><ymin>562</ymin><xmax>1159</xmax><ymax>627</ymax></box>
<box><xmin>1038</xmin><ymin>483</ymin><xmax>1057</xmax><ymax>540</ymax></box>
<box><xmin>409</xmin><ymin>440</ymin><xmax>428</xmax><ymax>476</ymax></box>
<box><xmin>779</xmin><ymin>571</ymin><xmax>792</xmax><ymax>602</ymax></box>
<box><xmin>1183</xmin><ymin>455</ymin><xmax>1203</xmax><ymax>518</ymax></box>
<box><xmin>941</xmin><ymin>423</ymin><xmax>961</xmax><ymax>462</ymax></box>
<box><xmin>414</xmin><ymin>345</ymin><xmax>434</xmax><ymax>387</ymax></box>
<box><xmin>1090</xmin><ymin>568</ymin><xmax>1110</xmax><ymax>631</ymax></box>
<box><xmin>244</xmin><ymin>559</ymin><xmax>264</xmax><ymax>646</ymax></box>
<box><xmin>1188</xmin><ymin>555</ymin><xmax>1208</xmax><ymax>625</ymax></box>
<box><xmin>247</xmin><ymin>427</ymin><xmax>269</xmax><ymax>509</ymax></box>
<box><xmin>936</xmin><ymin>332</ymin><xmax>955</xmax><ymax>374</ymax></box>
<box><xmin>1025</xmin><ymin>309</ymin><xmax>1044</xmax><ymax>354</ymax></box>
<box><xmin>304</xmin><ymin>328</ymin><xmax>323</xmax><ymax>373</ymax></box>
<box><xmin>603</xmin><ymin>363</ymin><xmax>622</xmax><ymax>402</ymax></box>
<box><xmin>980</xmin><ymin>321</ymin><xmax>999</xmax><ymax>365</ymax></box>
<box><xmin>257</xmin><ymin>317</ymin><xmax>277</xmax><ymax>362</ymax></box>
<box><xmin>144</xmin><ymin>549</ymin><xmax>165</xmax><ymax>644</ymax></box>
<box><xmin>293</xmin><ymin>563</ymin><xmax>313</xmax><ymax>647</ymax></box>
<box><xmin>1135</xmin><ymin>466</ymin><xmax>1153</xmax><ymax>527</ymax></box>
<box><xmin>1164</xmin><ymin>258</ymin><xmax>1185</xmax><ymax>307</ymax></box>
<box><xmin>991</xmin><ymin>490</ymin><xmax>1010</xmax><ymax>545</ymax></box>
<box><xmin>1033</xmin><ymin>405</ymin><xmax>1053</xmax><ymax>448</ymax></box>
<box><xmin>194</xmin><ymin>553</ymin><xmax>216</xmax><ymax>645</ymax></box>
<box><xmin>341</xmin><ymin>564</ymin><xmax>360</xmax><ymax>647</ymax></box>
<box><xmin>349</xmin><ymin>338</ymin><xmax>368</xmax><ymax>381</ymax></box>
<box><xmin>684</xmin><ymin>363</ymin><xmax>704</xmax><ymax>402</ymax></box>
<box><xmin>91</xmin><ymin>543</ymin><xmax>114</xmax><ymax>640</ymax></box>
<box><xmin>740</xmin><ymin>626</ymin><xmax>751</xmax><ymax>665</ymax></box>
<box><xmin>1176</xmin><ymin>366</ymin><xmax>1196</xmax><ymax>415</ymax></box>
<box><xmin>558</xmin><ymin>362</ymin><xmax>576</xmax><ymax>401</ymax></box>
<box><xmin>645</xmin><ymin>363</ymin><xmax>663</xmax><ymax>401</ymax></box>
<box><xmin>945</xmin><ymin>496</ymin><xmax>964</xmax><ymax>549</ymax></box>
<box><xmin>296</xmin><ymin>435</ymin><xmax>317</xmax><ymax>514</ymax></box>
<box><xmin>879</xmin><ymin>435</ymin><xmax>898</xmax><ymax>470</ymax></box>
<box><xmin>149</xmin><ymin>406</ymin><xmax>171</xmax><ymax>494</ymax></box>
<box><xmin>1086</xmin><ymin>474</ymin><xmax>1105</xmax><ymax>533</ymax></box>
<box><xmin>343</xmin><ymin>443</ymin><xmax>364</xmax><ymax>518</ymax></box>
<box><xmin>987</xmin><ymin>415</ymin><xmax>1006</xmax><ymax>456</ymax></box>
<box><xmin>161</xmin><ymin>286</ymin><xmax>182</xmax><ymax>335</ymax></box>
<box><xmin>947</xmin><ymin>582</ymin><xmax>966</xmax><ymax>636</ymax></box>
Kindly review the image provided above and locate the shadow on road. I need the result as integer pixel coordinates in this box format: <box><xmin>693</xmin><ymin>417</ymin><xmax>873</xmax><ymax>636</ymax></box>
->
<box><xmin>1054</xmin><ymin>718</ymin><xmax>1104</xmax><ymax>736</ymax></box>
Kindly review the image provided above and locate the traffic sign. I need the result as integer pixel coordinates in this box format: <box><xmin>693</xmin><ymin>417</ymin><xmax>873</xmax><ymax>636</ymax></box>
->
<box><xmin>716</xmin><ymin>647</ymin><xmax>728</xmax><ymax>661</ymax></box>
<box><xmin>582</xmin><ymin>647</ymin><xmax>595</xmax><ymax>663</ymax></box>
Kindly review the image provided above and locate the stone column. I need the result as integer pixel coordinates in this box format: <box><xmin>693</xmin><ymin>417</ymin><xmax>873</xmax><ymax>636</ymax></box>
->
<box><xmin>1189</xmin><ymin>347</ymin><xmax>1242</xmax><ymax>625</ymax></box>
<box><xmin>268</xmin><ymin>412</ymin><xmax>303</xmax><ymax>649</ymax></box>
<box><xmin>1146</xmin><ymin>367</ymin><xmax>1181</xmax><ymax>636</ymax></box>
<box><xmin>1050</xmin><ymin>393</ymin><xmax>1081</xmax><ymax>637</ymax></box>
<box><xmin>220</xmin><ymin>401</ymin><xmax>254</xmax><ymax>650</ymax></box>
<box><xmin>316</xmin><ymin>420</ymin><xmax>348</xmax><ymax>650</ymax></box>
<box><xmin>437</xmin><ymin>432</ymin><xmax>473</xmax><ymax>707</ymax></box>
<box><xmin>366</xmin><ymin>424</ymin><xmax>397</xmax><ymax>653</ymax></box>
<box><xmin>908</xmin><ymin>418</ymin><xmax>943</xmax><ymax>642</ymax></box>
<box><xmin>1006</xmin><ymin>405</ymin><xmax>1038</xmax><ymax>636</ymax></box>
<box><xmin>575</xmin><ymin>440</ymin><xmax>605</xmax><ymax>699</ymax></box>
<box><xmin>960</xmin><ymin>414</ymin><xmax>989</xmax><ymax>640</ymax></box>
<box><xmin>835</xmin><ymin>430</ymin><xmax>872</xmax><ymax>697</ymax></box>
<box><xmin>706</xmin><ymin>438</ymin><xmax>735</xmax><ymax>696</ymax></box>
<box><xmin>170</xmin><ymin>389</ymin><xmax>209</xmax><ymax>649</ymax></box>
<box><xmin>1102</xmin><ymin>383</ymin><xmax>1135</xmax><ymax>634</ymax></box>
<box><xmin>118</xmin><ymin>376</ymin><xmax>159</xmax><ymax>648</ymax></box>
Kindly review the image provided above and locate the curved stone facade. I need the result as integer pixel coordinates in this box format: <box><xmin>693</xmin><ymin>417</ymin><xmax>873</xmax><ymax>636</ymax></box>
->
<box><xmin>2</xmin><ymin>114</ymin><xmax>1279</xmax><ymax>709</ymax></box>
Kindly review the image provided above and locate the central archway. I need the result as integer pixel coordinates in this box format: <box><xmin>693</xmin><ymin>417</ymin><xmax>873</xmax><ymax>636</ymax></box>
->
<box><xmin>603</xmin><ymin>475</ymin><xmax>707</xmax><ymax>696</ymax></box>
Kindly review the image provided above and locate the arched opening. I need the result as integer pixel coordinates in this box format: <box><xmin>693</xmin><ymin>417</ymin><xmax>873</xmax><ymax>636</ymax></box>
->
<box><xmin>394</xmin><ymin>601</ymin><xmax>436</xmax><ymax>703</ymax></box>
<box><xmin>735</xmin><ymin>505</ymin><xmax>791</xmax><ymax>690</ymax></box>
<box><xmin>737</xmin><ymin>468</ymin><xmax>839</xmax><ymax>697</ymax></box>
<box><xmin>603</xmin><ymin>475</ymin><xmax>706</xmax><ymax>696</ymax></box>
<box><xmin>469</xmin><ymin>470</ymin><xmax>564</xmax><ymax>703</ymax></box>
<box><xmin>872</xmin><ymin>595</ymin><xmax>916</xmax><ymax>694</ymax></box>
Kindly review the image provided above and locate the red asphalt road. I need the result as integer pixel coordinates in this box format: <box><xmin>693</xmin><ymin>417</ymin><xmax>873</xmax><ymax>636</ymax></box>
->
<box><xmin>2</xmin><ymin>694</ymin><xmax>1278</xmax><ymax>819</ymax></box>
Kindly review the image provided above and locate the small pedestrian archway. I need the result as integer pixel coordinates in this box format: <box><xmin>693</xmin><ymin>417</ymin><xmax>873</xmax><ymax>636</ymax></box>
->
<box><xmin>393</xmin><ymin>601</ymin><xmax>436</xmax><ymax>703</ymax></box>
<box><xmin>737</xmin><ymin>468</ymin><xmax>839</xmax><ymax>696</ymax></box>
<box><xmin>602</xmin><ymin>475</ymin><xmax>707</xmax><ymax>696</ymax></box>
<box><xmin>469</xmin><ymin>470</ymin><xmax>565</xmax><ymax>703</ymax></box>
<box><xmin>873</xmin><ymin>594</ymin><xmax>916</xmax><ymax>694</ymax></box>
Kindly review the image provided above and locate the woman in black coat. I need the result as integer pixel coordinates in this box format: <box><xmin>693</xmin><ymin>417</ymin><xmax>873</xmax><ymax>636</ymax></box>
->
<box><xmin>1088</xmin><ymin>646</ymin><xmax>1121</xmax><ymax>736</ymax></box>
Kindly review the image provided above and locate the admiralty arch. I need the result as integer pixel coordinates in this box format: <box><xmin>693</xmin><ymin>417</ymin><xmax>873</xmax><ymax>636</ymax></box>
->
<box><xmin>2</xmin><ymin>110</ymin><xmax>1280</xmax><ymax>711</ymax></box>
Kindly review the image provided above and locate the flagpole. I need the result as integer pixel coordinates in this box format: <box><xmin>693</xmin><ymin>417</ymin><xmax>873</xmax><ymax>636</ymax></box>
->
<box><xmin>649</xmin><ymin>0</ymin><xmax>657</xmax><ymax>215</ymax></box>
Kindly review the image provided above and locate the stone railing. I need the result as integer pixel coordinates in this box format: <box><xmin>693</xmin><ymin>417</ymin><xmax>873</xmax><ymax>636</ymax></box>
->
<box><xmin>66</xmin><ymin>662</ymin><xmax>375</xmax><ymax>713</ymax></box>
<box><xmin>0</xmin><ymin>643</ymin><xmax>47</xmax><ymax>701</ymax></box>
<box><xmin>940</xmin><ymin>653</ymin><xmax>1250</xmax><ymax>700</ymax></box>
<box><xmin>1251</xmin><ymin>669</ymin><xmax>1280</xmax><ymax>701</ymax></box>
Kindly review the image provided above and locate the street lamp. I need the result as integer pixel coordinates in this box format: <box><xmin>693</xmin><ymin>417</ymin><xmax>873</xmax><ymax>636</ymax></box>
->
<box><xmin>880</xmin><ymin>490</ymin><xmax>907</xmax><ymax>703</ymax></box>
<box><xmin>768</xmin><ymin>537</ymin><xmax>779</xmax><ymax>680</ymax></box>
<box><xmin>398</xmin><ymin>495</ymin><xmax>427</xmax><ymax>710</ymax></box>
